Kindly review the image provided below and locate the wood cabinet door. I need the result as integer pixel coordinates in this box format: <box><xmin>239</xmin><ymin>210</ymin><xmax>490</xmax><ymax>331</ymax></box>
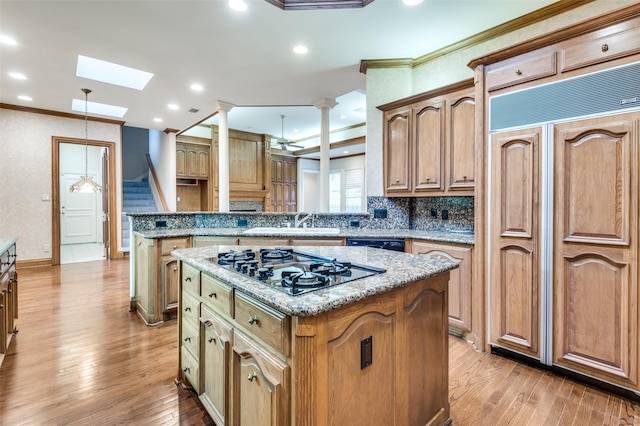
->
<box><xmin>489</xmin><ymin>127</ymin><xmax>541</xmax><ymax>358</ymax></box>
<box><xmin>197</xmin><ymin>149</ymin><xmax>210</xmax><ymax>179</ymax></box>
<box><xmin>383</xmin><ymin>107</ymin><xmax>412</xmax><ymax>193</ymax></box>
<box><xmin>201</xmin><ymin>305</ymin><xmax>232</xmax><ymax>426</ymax></box>
<box><xmin>413</xmin><ymin>99</ymin><xmax>444</xmax><ymax>192</ymax></box>
<box><xmin>446</xmin><ymin>89</ymin><xmax>475</xmax><ymax>191</ymax></box>
<box><xmin>162</xmin><ymin>257</ymin><xmax>179</xmax><ymax>314</ymax></box>
<box><xmin>176</xmin><ymin>145</ymin><xmax>187</xmax><ymax>177</ymax></box>
<box><xmin>186</xmin><ymin>147</ymin><xmax>199</xmax><ymax>178</ymax></box>
<box><xmin>553</xmin><ymin>112</ymin><xmax>639</xmax><ymax>387</ymax></box>
<box><xmin>412</xmin><ymin>241</ymin><xmax>472</xmax><ymax>332</ymax></box>
<box><xmin>232</xmin><ymin>330</ymin><xmax>289</xmax><ymax>426</ymax></box>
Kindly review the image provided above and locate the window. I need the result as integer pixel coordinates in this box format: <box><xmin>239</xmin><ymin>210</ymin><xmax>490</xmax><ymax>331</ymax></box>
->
<box><xmin>329</xmin><ymin>168</ymin><xmax>364</xmax><ymax>213</ymax></box>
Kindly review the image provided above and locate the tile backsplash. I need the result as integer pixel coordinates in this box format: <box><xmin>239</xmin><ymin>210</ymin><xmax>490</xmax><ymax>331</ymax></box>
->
<box><xmin>411</xmin><ymin>196</ymin><xmax>474</xmax><ymax>231</ymax></box>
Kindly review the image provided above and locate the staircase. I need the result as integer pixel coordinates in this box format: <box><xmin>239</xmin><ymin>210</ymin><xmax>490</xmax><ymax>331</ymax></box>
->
<box><xmin>122</xmin><ymin>180</ymin><xmax>157</xmax><ymax>251</ymax></box>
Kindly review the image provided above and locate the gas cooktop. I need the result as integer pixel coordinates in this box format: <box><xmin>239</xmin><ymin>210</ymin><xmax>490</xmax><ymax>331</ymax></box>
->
<box><xmin>210</xmin><ymin>247</ymin><xmax>386</xmax><ymax>295</ymax></box>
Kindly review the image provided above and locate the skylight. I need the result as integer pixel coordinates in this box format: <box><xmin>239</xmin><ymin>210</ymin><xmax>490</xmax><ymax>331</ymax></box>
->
<box><xmin>72</xmin><ymin>98</ymin><xmax>128</xmax><ymax>118</ymax></box>
<box><xmin>76</xmin><ymin>55</ymin><xmax>153</xmax><ymax>90</ymax></box>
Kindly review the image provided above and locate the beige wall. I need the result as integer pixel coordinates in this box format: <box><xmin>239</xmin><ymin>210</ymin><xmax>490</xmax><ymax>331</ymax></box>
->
<box><xmin>365</xmin><ymin>0</ymin><xmax>638</xmax><ymax>196</ymax></box>
<box><xmin>0</xmin><ymin>108</ymin><xmax>122</xmax><ymax>261</ymax></box>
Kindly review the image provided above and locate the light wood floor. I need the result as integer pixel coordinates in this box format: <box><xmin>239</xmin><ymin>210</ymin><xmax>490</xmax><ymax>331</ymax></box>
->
<box><xmin>1</xmin><ymin>259</ymin><xmax>638</xmax><ymax>425</ymax></box>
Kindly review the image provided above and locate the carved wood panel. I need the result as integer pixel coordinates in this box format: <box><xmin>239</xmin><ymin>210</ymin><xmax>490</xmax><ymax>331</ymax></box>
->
<box><xmin>383</xmin><ymin>107</ymin><xmax>411</xmax><ymax>193</ymax></box>
<box><xmin>447</xmin><ymin>93</ymin><xmax>475</xmax><ymax>190</ymax></box>
<box><xmin>490</xmin><ymin>127</ymin><xmax>541</xmax><ymax>357</ymax></box>
<box><xmin>414</xmin><ymin>99</ymin><xmax>444</xmax><ymax>191</ymax></box>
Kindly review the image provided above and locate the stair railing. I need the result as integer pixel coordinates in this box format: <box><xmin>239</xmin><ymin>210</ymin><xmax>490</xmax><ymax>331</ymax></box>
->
<box><xmin>146</xmin><ymin>154</ymin><xmax>168</xmax><ymax>212</ymax></box>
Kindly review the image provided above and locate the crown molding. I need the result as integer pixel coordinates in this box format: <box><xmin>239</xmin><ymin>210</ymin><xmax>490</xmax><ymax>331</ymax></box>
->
<box><xmin>360</xmin><ymin>0</ymin><xmax>595</xmax><ymax>74</ymax></box>
<box><xmin>0</xmin><ymin>103</ymin><xmax>125</xmax><ymax>125</ymax></box>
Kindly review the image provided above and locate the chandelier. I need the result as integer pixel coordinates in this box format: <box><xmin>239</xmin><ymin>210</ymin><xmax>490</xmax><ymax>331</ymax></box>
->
<box><xmin>70</xmin><ymin>88</ymin><xmax>102</xmax><ymax>193</ymax></box>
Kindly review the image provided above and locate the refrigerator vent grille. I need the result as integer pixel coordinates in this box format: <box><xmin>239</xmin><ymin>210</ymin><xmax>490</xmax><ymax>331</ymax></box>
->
<box><xmin>490</xmin><ymin>61</ymin><xmax>640</xmax><ymax>131</ymax></box>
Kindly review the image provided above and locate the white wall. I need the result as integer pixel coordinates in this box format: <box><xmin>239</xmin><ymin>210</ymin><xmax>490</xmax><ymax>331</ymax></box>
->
<box><xmin>0</xmin><ymin>108</ymin><xmax>122</xmax><ymax>261</ymax></box>
<box><xmin>364</xmin><ymin>0</ymin><xmax>637</xmax><ymax>197</ymax></box>
<box><xmin>149</xmin><ymin>129</ymin><xmax>176</xmax><ymax>211</ymax></box>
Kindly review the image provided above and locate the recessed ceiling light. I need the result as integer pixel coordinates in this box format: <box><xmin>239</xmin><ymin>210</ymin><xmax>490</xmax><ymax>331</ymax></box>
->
<box><xmin>0</xmin><ymin>35</ymin><xmax>17</xmax><ymax>45</ymax></box>
<box><xmin>18</xmin><ymin>95</ymin><xmax>32</xmax><ymax>101</ymax></box>
<box><xmin>168</xmin><ymin>103</ymin><xmax>179</xmax><ymax>110</ymax></box>
<box><xmin>403</xmin><ymin>0</ymin><xmax>423</xmax><ymax>5</ymax></box>
<box><xmin>153</xmin><ymin>117</ymin><xmax>163</xmax><ymax>122</ymax></box>
<box><xmin>72</xmin><ymin>98</ymin><xmax>128</xmax><ymax>118</ymax></box>
<box><xmin>340</xmin><ymin>115</ymin><xmax>347</xmax><ymax>119</ymax></box>
<box><xmin>76</xmin><ymin>55</ymin><xmax>154</xmax><ymax>90</ymax></box>
<box><xmin>191</xmin><ymin>83</ymin><xmax>203</xmax><ymax>91</ymax></box>
<box><xmin>229</xmin><ymin>0</ymin><xmax>247</xmax><ymax>11</ymax></box>
<box><xmin>9</xmin><ymin>72</ymin><xmax>26</xmax><ymax>80</ymax></box>
<box><xmin>293</xmin><ymin>45</ymin><xmax>308</xmax><ymax>55</ymax></box>
<box><xmin>294</xmin><ymin>129</ymin><xmax>299</xmax><ymax>133</ymax></box>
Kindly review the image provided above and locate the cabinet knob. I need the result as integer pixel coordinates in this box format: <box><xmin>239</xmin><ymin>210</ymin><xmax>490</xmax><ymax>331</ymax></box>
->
<box><xmin>184</xmin><ymin>306</ymin><xmax>191</xmax><ymax>312</ymax></box>
<box><xmin>208</xmin><ymin>337</ymin><xmax>216</xmax><ymax>344</ymax></box>
<box><xmin>183</xmin><ymin>336</ymin><xmax>191</xmax><ymax>342</ymax></box>
<box><xmin>515</xmin><ymin>69</ymin><xmax>522</xmax><ymax>75</ymax></box>
<box><xmin>601</xmin><ymin>43</ymin><xmax>609</xmax><ymax>52</ymax></box>
<box><xmin>247</xmin><ymin>372</ymin><xmax>258</xmax><ymax>382</ymax></box>
<box><xmin>173</xmin><ymin>267</ymin><xmax>177</xmax><ymax>272</ymax></box>
<box><xmin>185</xmin><ymin>277</ymin><xmax>191</xmax><ymax>282</ymax></box>
<box><xmin>425</xmin><ymin>177</ymin><xmax>430</xmax><ymax>181</ymax></box>
<box><xmin>173</xmin><ymin>245</ymin><xmax>177</xmax><ymax>249</ymax></box>
<box><xmin>209</xmin><ymin>292</ymin><xmax>217</xmax><ymax>298</ymax></box>
<box><xmin>462</xmin><ymin>175</ymin><xmax>467</xmax><ymax>180</ymax></box>
<box><xmin>395</xmin><ymin>179</ymin><xmax>400</xmax><ymax>183</ymax></box>
<box><xmin>248</xmin><ymin>316</ymin><xmax>259</xmax><ymax>325</ymax></box>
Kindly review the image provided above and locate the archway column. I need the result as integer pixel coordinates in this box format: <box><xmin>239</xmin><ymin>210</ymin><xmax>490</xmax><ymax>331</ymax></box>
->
<box><xmin>313</xmin><ymin>98</ymin><xmax>337</xmax><ymax>211</ymax></box>
<box><xmin>215</xmin><ymin>101</ymin><xmax>235</xmax><ymax>212</ymax></box>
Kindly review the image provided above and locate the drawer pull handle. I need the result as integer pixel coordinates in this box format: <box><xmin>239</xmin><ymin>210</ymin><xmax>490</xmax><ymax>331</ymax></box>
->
<box><xmin>515</xmin><ymin>69</ymin><xmax>522</xmax><ymax>75</ymax></box>
<box><xmin>209</xmin><ymin>292</ymin><xmax>217</xmax><ymax>298</ymax></box>
<box><xmin>184</xmin><ymin>336</ymin><xmax>191</xmax><ymax>342</ymax></box>
<box><xmin>185</xmin><ymin>277</ymin><xmax>191</xmax><ymax>282</ymax></box>
<box><xmin>247</xmin><ymin>372</ymin><xmax>258</xmax><ymax>382</ymax></box>
<box><xmin>601</xmin><ymin>43</ymin><xmax>609</xmax><ymax>52</ymax></box>
<box><xmin>183</xmin><ymin>367</ymin><xmax>190</xmax><ymax>373</ymax></box>
<box><xmin>184</xmin><ymin>306</ymin><xmax>191</xmax><ymax>312</ymax></box>
<box><xmin>208</xmin><ymin>337</ymin><xmax>216</xmax><ymax>344</ymax></box>
<box><xmin>248</xmin><ymin>316</ymin><xmax>259</xmax><ymax>325</ymax></box>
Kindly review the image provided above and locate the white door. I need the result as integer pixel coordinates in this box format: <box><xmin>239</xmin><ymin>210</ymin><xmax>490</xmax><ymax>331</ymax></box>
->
<box><xmin>60</xmin><ymin>174</ymin><xmax>99</xmax><ymax>244</ymax></box>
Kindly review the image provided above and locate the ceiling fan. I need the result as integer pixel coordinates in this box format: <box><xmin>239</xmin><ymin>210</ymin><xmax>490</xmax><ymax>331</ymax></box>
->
<box><xmin>275</xmin><ymin>114</ymin><xmax>304</xmax><ymax>151</ymax></box>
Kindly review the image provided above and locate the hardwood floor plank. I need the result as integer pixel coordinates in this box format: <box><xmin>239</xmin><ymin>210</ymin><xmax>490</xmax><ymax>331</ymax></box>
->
<box><xmin>2</xmin><ymin>260</ymin><xmax>638</xmax><ymax>425</ymax></box>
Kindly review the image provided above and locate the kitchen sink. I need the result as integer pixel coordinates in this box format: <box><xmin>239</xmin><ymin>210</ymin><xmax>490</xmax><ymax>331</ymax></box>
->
<box><xmin>242</xmin><ymin>227</ymin><xmax>341</xmax><ymax>235</ymax></box>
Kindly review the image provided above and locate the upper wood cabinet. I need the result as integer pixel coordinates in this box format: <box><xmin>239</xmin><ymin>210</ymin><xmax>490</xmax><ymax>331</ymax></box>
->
<box><xmin>379</xmin><ymin>80</ymin><xmax>475</xmax><ymax>197</ymax></box>
<box><xmin>176</xmin><ymin>142</ymin><xmax>210</xmax><ymax>179</ymax></box>
<box><xmin>270</xmin><ymin>155</ymin><xmax>297</xmax><ymax>212</ymax></box>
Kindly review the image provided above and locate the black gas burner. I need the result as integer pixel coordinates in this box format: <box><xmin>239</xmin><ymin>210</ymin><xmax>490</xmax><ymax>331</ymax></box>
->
<box><xmin>260</xmin><ymin>247</ymin><xmax>294</xmax><ymax>262</ymax></box>
<box><xmin>212</xmin><ymin>248</ymin><xmax>386</xmax><ymax>296</ymax></box>
<box><xmin>217</xmin><ymin>249</ymin><xmax>256</xmax><ymax>266</ymax></box>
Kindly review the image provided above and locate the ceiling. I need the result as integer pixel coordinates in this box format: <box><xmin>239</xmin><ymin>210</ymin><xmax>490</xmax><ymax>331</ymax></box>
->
<box><xmin>0</xmin><ymin>0</ymin><xmax>557</xmax><ymax>156</ymax></box>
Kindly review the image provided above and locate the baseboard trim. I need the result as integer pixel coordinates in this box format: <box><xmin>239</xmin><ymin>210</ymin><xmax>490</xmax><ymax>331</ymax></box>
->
<box><xmin>17</xmin><ymin>258</ymin><xmax>53</xmax><ymax>269</ymax></box>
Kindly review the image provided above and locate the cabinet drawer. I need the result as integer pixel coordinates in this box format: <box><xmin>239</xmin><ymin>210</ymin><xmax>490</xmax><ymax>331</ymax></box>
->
<box><xmin>201</xmin><ymin>273</ymin><xmax>233</xmax><ymax>317</ymax></box>
<box><xmin>182</xmin><ymin>291</ymin><xmax>200</xmax><ymax>329</ymax></box>
<box><xmin>161</xmin><ymin>237</ymin><xmax>191</xmax><ymax>255</ymax></box>
<box><xmin>235</xmin><ymin>291</ymin><xmax>290</xmax><ymax>356</ymax></box>
<box><xmin>182</xmin><ymin>263</ymin><xmax>201</xmax><ymax>296</ymax></box>
<box><xmin>561</xmin><ymin>25</ymin><xmax>640</xmax><ymax>72</ymax></box>
<box><xmin>486</xmin><ymin>51</ymin><xmax>557</xmax><ymax>91</ymax></box>
<box><xmin>181</xmin><ymin>346</ymin><xmax>199</xmax><ymax>390</ymax></box>
<box><xmin>181</xmin><ymin>321</ymin><xmax>200</xmax><ymax>360</ymax></box>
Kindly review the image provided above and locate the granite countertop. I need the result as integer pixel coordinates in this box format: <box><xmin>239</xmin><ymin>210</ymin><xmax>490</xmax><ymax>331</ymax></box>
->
<box><xmin>135</xmin><ymin>227</ymin><xmax>474</xmax><ymax>245</ymax></box>
<box><xmin>172</xmin><ymin>245</ymin><xmax>458</xmax><ymax>317</ymax></box>
<box><xmin>0</xmin><ymin>238</ymin><xmax>18</xmax><ymax>255</ymax></box>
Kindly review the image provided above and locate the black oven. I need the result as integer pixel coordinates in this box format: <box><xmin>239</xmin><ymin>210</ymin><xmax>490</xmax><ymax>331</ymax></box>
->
<box><xmin>346</xmin><ymin>238</ymin><xmax>405</xmax><ymax>252</ymax></box>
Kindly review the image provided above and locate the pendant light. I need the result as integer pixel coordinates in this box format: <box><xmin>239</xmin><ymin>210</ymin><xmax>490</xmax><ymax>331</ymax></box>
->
<box><xmin>70</xmin><ymin>88</ymin><xmax>102</xmax><ymax>193</ymax></box>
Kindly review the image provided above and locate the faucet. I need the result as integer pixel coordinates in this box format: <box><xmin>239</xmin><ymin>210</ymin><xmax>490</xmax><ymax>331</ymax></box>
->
<box><xmin>294</xmin><ymin>212</ymin><xmax>315</xmax><ymax>228</ymax></box>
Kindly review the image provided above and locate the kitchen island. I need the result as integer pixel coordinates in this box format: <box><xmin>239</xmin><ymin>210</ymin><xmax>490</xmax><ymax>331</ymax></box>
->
<box><xmin>173</xmin><ymin>244</ymin><xmax>457</xmax><ymax>426</ymax></box>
